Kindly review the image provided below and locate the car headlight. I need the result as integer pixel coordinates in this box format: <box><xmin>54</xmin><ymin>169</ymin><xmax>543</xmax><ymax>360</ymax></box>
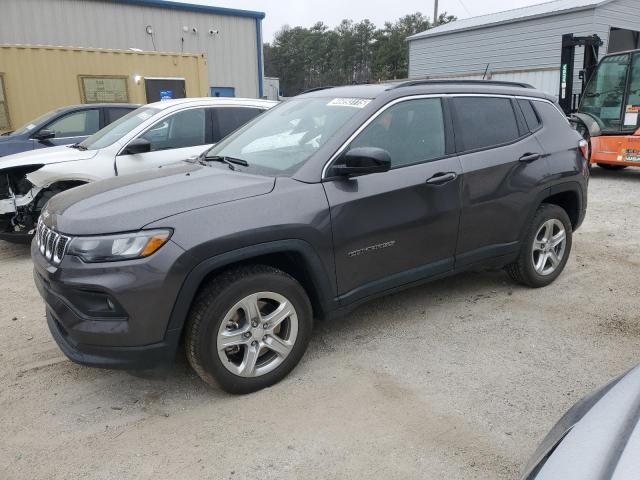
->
<box><xmin>66</xmin><ymin>229</ymin><xmax>172</xmax><ymax>263</ymax></box>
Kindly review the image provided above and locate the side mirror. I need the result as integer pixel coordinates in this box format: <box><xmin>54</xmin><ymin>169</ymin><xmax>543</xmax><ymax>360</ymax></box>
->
<box><xmin>33</xmin><ymin>129</ymin><xmax>56</xmax><ymax>141</ymax></box>
<box><xmin>332</xmin><ymin>147</ymin><xmax>391</xmax><ymax>177</ymax></box>
<box><xmin>122</xmin><ymin>138</ymin><xmax>151</xmax><ymax>155</ymax></box>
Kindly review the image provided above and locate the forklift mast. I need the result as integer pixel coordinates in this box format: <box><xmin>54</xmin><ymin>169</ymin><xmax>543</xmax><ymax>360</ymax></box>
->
<box><xmin>559</xmin><ymin>33</ymin><xmax>603</xmax><ymax>114</ymax></box>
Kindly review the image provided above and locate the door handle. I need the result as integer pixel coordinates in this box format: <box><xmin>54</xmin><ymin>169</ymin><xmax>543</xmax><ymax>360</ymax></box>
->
<box><xmin>426</xmin><ymin>172</ymin><xmax>458</xmax><ymax>185</ymax></box>
<box><xmin>519</xmin><ymin>152</ymin><xmax>541</xmax><ymax>163</ymax></box>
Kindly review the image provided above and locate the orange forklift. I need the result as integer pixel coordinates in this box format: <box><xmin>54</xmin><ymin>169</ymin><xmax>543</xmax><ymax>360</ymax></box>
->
<box><xmin>567</xmin><ymin>37</ymin><xmax>640</xmax><ymax>170</ymax></box>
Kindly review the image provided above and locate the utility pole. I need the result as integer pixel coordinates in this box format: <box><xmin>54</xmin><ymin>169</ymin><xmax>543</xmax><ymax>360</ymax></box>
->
<box><xmin>433</xmin><ymin>0</ymin><xmax>439</xmax><ymax>26</ymax></box>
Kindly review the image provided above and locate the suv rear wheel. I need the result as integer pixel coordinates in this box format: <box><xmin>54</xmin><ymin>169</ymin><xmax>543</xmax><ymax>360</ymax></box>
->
<box><xmin>506</xmin><ymin>204</ymin><xmax>573</xmax><ymax>288</ymax></box>
<box><xmin>185</xmin><ymin>265</ymin><xmax>313</xmax><ymax>394</ymax></box>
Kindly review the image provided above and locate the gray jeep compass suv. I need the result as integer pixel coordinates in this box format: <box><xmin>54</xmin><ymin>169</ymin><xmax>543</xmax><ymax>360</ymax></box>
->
<box><xmin>32</xmin><ymin>81</ymin><xmax>589</xmax><ymax>394</ymax></box>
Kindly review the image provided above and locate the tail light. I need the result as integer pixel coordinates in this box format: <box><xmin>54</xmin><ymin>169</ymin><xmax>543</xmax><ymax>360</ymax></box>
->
<box><xmin>579</xmin><ymin>139</ymin><xmax>589</xmax><ymax>160</ymax></box>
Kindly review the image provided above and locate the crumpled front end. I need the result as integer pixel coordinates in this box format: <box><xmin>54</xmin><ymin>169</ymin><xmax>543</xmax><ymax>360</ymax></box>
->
<box><xmin>0</xmin><ymin>166</ymin><xmax>44</xmax><ymax>242</ymax></box>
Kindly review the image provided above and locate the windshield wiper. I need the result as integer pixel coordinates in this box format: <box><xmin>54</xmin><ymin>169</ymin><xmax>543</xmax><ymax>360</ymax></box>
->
<box><xmin>69</xmin><ymin>143</ymin><xmax>88</xmax><ymax>151</ymax></box>
<box><xmin>202</xmin><ymin>155</ymin><xmax>249</xmax><ymax>170</ymax></box>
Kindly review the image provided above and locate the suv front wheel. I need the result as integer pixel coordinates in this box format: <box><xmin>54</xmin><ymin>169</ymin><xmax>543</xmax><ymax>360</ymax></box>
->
<box><xmin>506</xmin><ymin>204</ymin><xmax>573</xmax><ymax>288</ymax></box>
<box><xmin>185</xmin><ymin>265</ymin><xmax>313</xmax><ymax>394</ymax></box>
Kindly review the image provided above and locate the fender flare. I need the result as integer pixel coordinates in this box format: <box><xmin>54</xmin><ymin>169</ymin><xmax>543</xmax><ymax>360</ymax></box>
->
<box><xmin>165</xmin><ymin>239</ymin><xmax>337</xmax><ymax>333</ymax></box>
<box><xmin>522</xmin><ymin>182</ymin><xmax>585</xmax><ymax>238</ymax></box>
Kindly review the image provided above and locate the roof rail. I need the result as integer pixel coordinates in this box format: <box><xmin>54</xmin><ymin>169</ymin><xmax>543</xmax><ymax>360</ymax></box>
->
<box><xmin>298</xmin><ymin>86</ymin><xmax>336</xmax><ymax>95</ymax></box>
<box><xmin>388</xmin><ymin>79</ymin><xmax>535</xmax><ymax>90</ymax></box>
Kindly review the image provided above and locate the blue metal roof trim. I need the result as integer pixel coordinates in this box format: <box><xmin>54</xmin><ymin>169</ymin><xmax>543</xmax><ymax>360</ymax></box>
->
<box><xmin>107</xmin><ymin>0</ymin><xmax>266</xmax><ymax>19</ymax></box>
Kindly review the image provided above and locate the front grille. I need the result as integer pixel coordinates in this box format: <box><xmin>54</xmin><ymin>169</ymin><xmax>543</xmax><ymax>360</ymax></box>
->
<box><xmin>36</xmin><ymin>217</ymin><xmax>70</xmax><ymax>265</ymax></box>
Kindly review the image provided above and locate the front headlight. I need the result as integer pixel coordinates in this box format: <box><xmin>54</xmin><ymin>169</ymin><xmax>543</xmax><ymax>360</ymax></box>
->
<box><xmin>66</xmin><ymin>229</ymin><xmax>172</xmax><ymax>263</ymax></box>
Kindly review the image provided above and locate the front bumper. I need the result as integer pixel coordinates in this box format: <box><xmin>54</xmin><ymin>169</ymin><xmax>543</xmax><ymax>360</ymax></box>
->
<box><xmin>32</xmin><ymin>238</ymin><xmax>190</xmax><ymax>370</ymax></box>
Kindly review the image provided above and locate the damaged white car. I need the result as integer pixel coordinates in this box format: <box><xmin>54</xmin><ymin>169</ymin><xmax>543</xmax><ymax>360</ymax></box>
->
<box><xmin>0</xmin><ymin>97</ymin><xmax>275</xmax><ymax>243</ymax></box>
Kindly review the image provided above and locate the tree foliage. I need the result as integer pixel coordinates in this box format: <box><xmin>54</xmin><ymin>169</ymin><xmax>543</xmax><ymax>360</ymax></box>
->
<box><xmin>264</xmin><ymin>12</ymin><xmax>456</xmax><ymax>96</ymax></box>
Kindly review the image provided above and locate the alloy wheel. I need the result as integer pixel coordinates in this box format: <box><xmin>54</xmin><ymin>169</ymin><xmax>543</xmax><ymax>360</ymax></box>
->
<box><xmin>216</xmin><ymin>292</ymin><xmax>298</xmax><ymax>378</ymax></box>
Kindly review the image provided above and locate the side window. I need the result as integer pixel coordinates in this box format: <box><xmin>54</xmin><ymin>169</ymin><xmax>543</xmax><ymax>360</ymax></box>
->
<box><xmin>44</xmin><ymin>109</ymin><xmax>100</xmax><ymax>137</ymax></box>
<box><xmin>107</xmin><ymin>108</ymin><xmax>133</xmax><ymax>124</ymax></box>
<box><xmin>452</xmin><ymin>97</ymin><xmax>520</xmax><ymax>151</ymax></box>
<box><xmin>141</xmin><ymin>108</ymin><xmax>206</xmax><ymax>151</ymax></box>
<box><xmin>211</xmin><ymin>107</ymin><xmax>264</xmax><ymax>142</ymax></box>
<box><xmin>518</xmin><ymin>99</ymin><xmax>542</xmax><ymax>131</ymax></box>
<box><xmin>347</xmin><ymin>98</ymin><xmax>446</xmax><ymax>167</ymax></box>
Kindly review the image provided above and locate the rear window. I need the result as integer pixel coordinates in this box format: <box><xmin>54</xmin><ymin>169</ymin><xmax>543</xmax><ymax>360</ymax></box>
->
<box><xmin>518</xmin><ymin>99</ymin><xmax>542</xmax><ymax>131</ymax></box>
<box><xmin>452</xmin><ymin>97</ymin><xmax>520</xmax><ymax>151</ymax></box>
<box><xmin>107</xmin><ymin>108</ymin><xmax>134</xmax><ymax>124</ymax></box>
<box><xmin>211</xmin><ymin>107</ymin><xmax>264</xmax><ymax>143</ymax></box>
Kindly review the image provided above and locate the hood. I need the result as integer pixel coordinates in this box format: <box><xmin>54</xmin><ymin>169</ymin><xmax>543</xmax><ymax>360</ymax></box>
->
<box><xmin>532</xmin><ymin>364</ymin><xmax>640</xmax><ymax>480</ymax></box>
<box><xmin>0</xmin><ymin>145</ymin><xmax>98</xmax><ymax>170</ymax></box>
<box><xmin>45</xmin><ymin>162</ymin><xmax>276</xmax><ymax>235</ymax></box>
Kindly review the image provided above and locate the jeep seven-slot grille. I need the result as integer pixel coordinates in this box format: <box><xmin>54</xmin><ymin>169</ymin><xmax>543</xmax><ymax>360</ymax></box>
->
<box><xmin>36</xmin><ymin>217</ymin><xmax>70</xmax><ymax>265</ymax></box>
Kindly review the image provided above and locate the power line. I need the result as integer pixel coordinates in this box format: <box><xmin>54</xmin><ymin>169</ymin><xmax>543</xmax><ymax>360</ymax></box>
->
<box><xmin>456</xmin><ymin>0</ymin><xmax>472</xmax><ymax>16</ymax></box>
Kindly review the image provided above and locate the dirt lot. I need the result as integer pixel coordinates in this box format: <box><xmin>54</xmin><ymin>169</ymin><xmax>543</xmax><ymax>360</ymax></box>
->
<box><xmin>1</xmin><ymin>168</ymin><xmax>640</xmax><ymax>480</ymax></box>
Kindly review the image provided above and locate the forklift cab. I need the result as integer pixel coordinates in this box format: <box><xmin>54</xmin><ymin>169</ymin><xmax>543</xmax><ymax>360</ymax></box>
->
<box><xmin>573</xmin><ymin>49</ymin><xmax>640</xmax><ymax>170</ymax></box>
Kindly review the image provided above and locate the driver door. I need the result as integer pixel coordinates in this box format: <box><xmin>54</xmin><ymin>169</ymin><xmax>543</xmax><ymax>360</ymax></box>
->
<box><xmin>323</xmin><ymin>97</ymin><xmax>462</xmax><ymax>303</ymax></box>
<box><xmin>33</xmin><ymin>108</ymin><xmax>101</xmax><ymax>148</ymax></box>
<box><xmin>116</xmin><ymin>107</ymin><xmax>211</xmax><ymax>175</ymax></box>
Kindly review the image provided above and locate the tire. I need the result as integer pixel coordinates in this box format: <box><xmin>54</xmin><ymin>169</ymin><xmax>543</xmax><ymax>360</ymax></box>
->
<box><xmin>506</xmin><ymin>204</ymin><xmax>573</xmax><ymax>288</ymax></box>
<box><xmin>185</xmin><ymin>265</ymin><xmax>313</xmax><ymax>394</ymax></box>
<box><xmin>598</xmin><ymin>163</ymin><xmax>627</xmax><ymax>171</ymax></box>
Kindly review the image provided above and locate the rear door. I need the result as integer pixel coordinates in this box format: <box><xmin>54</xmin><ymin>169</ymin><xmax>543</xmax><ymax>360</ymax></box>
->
<box><xmin>116</xmin><ymin>106</ymin><xmax>210</xmax><ymax>175</ymax></box>
<box><xmin>323</xmin><ymin>97</ymin><xmax>462</xmax><ymax>302</ymax></box>
<box><xmin>451</xmin><ymin>95</ymin><xmax>549</xmax><ymax>267</ymax></box>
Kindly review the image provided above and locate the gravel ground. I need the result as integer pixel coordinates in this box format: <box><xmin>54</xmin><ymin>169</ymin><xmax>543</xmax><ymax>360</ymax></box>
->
<box><xmin>1</xmin><ymin>168</ymin><xmax>639</xmax><ymax>480</ymax></box>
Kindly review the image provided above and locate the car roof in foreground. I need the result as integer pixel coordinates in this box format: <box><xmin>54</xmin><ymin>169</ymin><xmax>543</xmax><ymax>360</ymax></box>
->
<box><xmin>145</xmin><ymin>97</ymin><xmax>278</xmax><ymax>110</ymax></box>
<box><xmin>298</xmin><ymin>80</ymin><xmax>552</xmax><ymax>101</ymax></box>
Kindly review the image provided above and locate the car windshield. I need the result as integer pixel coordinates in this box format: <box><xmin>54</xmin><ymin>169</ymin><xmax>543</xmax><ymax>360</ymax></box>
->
<box><xmin>579</xmin><ymin>54</ymin><xmax>631</xmax><ymax>133</ymax></box>
<box><xmin>204</xmin><ymin>97</ymin><xmax>371</xmax><ymax>175</ymax></box>
<box><xmin>79</xmin><ymin>107</ymin><xmax>160</xmax><ymax>150</ymax></box>
<box><xmin>10</xmin><ymin>109</ymin><xmax>62</xmax><ymax>136</ymax></box>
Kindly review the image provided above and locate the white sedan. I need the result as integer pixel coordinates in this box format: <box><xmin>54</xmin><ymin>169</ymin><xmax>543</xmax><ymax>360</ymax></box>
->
<box><xmin>0</xmin><ymin>97</ymin><xmax>276</xmax><ymax>242</ymax></box>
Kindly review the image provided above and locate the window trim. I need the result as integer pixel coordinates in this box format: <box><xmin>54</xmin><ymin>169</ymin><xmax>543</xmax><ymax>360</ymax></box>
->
<box><xmin>321</xmin><ymin>94</ymin><xmax>562</xmax><ymax>180</ymax></box>
<box><xmin>0</xmin><ymin>73</ymin><xmax>12</xmax><ymax>132</ymax></box>
<box><xmin>79</xmin><ymin>75</ymin><xmax>130</xmax><ymax>104</ymax></box>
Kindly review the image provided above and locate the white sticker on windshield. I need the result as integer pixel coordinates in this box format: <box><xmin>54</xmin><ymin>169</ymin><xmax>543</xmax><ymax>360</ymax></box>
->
<box><xmin>25</xmin><ymin>124</ymin><xmax>36</xmax><ymax>131</ymax></box>
<box><xmin>136</xmin><ymin>111</ymin><xmax>152</xmax><ymax>120</ymax></box>
<box><xmin>328</xmin><ymin>98</ymin><xmax>371</xmax><ymax>108</ymax></box>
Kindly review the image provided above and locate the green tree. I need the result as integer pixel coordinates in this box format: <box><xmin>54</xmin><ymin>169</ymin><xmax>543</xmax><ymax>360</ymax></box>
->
<box><xmin>263</xmin><ymin>11</ymin><xmax>456</xmax><ymax>96</ymax></box>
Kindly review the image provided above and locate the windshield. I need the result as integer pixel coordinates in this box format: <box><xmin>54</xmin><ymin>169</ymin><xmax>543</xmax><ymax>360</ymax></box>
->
<box><xmin>204</xmin><ymin>97</ymin><xmax>371</xmax><ymax>175</ymax></box>
<box><xmin>579</xmin><ymin>54</ymin><xmax>630</xmax><ymax>133</ymax></box>
<box><xmin>11</xmin><ymin>109</ymin><xmax>62</xmax><ymax>136</ymax></box>
<box><xmin>79</xmin><ymin>107</ymin><xmax>160</xmax><ymax>150</ymax></box>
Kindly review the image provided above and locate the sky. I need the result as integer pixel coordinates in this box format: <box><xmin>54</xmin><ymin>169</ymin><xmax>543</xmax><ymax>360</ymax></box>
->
<box><xmin>173</xmin><ymin>0</ymin><xmax>548</xmax><ymax>41</ymax></box>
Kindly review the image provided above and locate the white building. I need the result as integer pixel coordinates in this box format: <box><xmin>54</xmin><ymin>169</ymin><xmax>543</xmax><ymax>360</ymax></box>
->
<box><xmin>408</xmin><ymin>0</ymin><xmax>640</xmax><ymax>98</ymax></box>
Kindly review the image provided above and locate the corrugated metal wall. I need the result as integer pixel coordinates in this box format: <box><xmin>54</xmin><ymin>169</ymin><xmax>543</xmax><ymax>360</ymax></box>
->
<box><xmin>0</xmin><ymin>0</ymin><xmax>260</xmax><ymax>98</ymax></box>
<box><xmin>0</xmin><ymin>45</ymin><xmax>209</xmax><ymax>131</ymax></box>
<box><xmin>408</xmin><ymin>0</ymin><xmax>640</xmax><ymax>98</ymax></box>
